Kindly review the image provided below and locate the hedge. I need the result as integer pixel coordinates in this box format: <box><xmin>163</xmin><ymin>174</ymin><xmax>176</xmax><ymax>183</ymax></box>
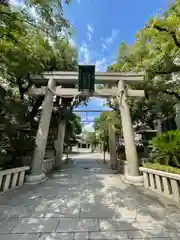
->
<box><xmin>143</xmin><ymin>163</ymin><xmax>180</xmax><ymax>175</ymax></box>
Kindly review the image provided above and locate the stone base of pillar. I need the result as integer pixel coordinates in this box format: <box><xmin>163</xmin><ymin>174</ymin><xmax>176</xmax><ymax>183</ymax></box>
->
<box><xmin>54</xmin><ymin>164</ymin><xmax>62</xmax><ymax>171</ymax></box>
<box><xmin>25</xmin><ymin>173</ymin><xmax>47</xmax><ymax>184</ymax></box>
<box><xmin>122</xmin><ymin>160</ymin><xmax>143</xmax><ymax>185</ymax></box>
<box><xmin>110</xmin><ymin>163</ymin><xmax>117</xmax><ymax>170</ymax></box>
<box><xmin>123</xmin><ymin>174</ymin><xmax>144</xmax><ymax>186</ymax></box>
<box><xmin>52</xmin><ymin>171</ymin><xmax>62</xmax><ymax>178</ymax></box>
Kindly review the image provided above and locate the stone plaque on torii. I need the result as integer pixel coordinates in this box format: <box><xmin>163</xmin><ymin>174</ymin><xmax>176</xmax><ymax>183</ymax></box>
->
<box><xmin>26</xmin><ymin>65</ymin><xmax>145</xmax><ymax>185</ymax></box>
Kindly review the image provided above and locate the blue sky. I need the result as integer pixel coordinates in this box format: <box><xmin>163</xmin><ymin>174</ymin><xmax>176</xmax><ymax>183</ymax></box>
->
<box><xmin>64</xmin><ymin>0</ymin><xmax>169</xmax><ymax>131</ymax></box>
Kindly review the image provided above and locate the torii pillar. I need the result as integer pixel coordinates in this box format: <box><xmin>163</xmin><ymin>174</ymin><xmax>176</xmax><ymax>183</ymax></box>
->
<box><xmin>118</xmin><ymin>80</ymin><xmax>143</xmax><ymax>185</ymax></box>
<box><xmin>26</xmin><ymin>78</ymin><xmax>56</xmax><ymax>183</ymax></box>
<box><xmin>108</xmin><ymin>123</ymin><xmax>117</xmax><ymax>169</ymax></box>
<box><xmin>55</xmin><ymin>120</ymin><xmax>66</xmax><ymax>169</ymax></box>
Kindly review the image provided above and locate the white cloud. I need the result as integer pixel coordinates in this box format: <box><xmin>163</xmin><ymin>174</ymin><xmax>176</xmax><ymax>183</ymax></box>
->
<box><xmin>95</xmin><ymin>57</ymin><xmax>108</xmax><ymax>72</ymax></box>
<box><xmin>78</xmin><ymin>43</ymin><xmax>112</xmax><ymax>71</ymax></box>
<box><xmin>69</xmin><ymin>38</ymin><xmax>76</xmax><ymax>47</ymax></box>
<box><xmin>101</xmin><ymin>43</ymin><xmax>107</xmax><ymax>51</ymax></box>
<box><xmin>87</xmin><ymin>116</ymin><xmax>96</xmax><ymax>121</ymax></box>
<box><xmin>100</xmin><ymin>99</ymin><xmax>107</xmax><ymax>107</ymax></box>
<box><xmin>28</xmin><ymin>6</ymin><xmax>38</xmax><ymax>19</ymax></box>
<box><xmin>87</xmin><ymin>24</ymin><xmax>94</xmax><ymax>34</ymax></box>
<box><xmin>10</xmin><ymin>0</ymin><xmax>38</xmax><ymax>19</ymax></box>
<box><xmin>103</xmin><ymin>29</ymin><xmax>120</xmax><ymax>45</ymax></box>
<box><xmin>87</xmin><ymin>24</ymin><xmax>94</xmax><ymax>41</ymax></box>
<box><xmin>10</xmin><ymin>0</ymin><xmax>24</xmax><ymax>6</ymax></box>
<box><xmin>78</xmin><ymin>39</ymin><xmax>115</xmax><ymax>71</ymax></box>
<box><xmin>83</xmin><ymin>123</ymin><xmax>94</xmax><ymax>132</ymax></box>
<box><xmin>87</xmin><ymin>33</ymin><xmax>92</xmax><ymax>41</ymax></box>
<box><xmin>79</xmin><ymin>43</ymin><xmax>92</xmax><ymax>64</ymax></box>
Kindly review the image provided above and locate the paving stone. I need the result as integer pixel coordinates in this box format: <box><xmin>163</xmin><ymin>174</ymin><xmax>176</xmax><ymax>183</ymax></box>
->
<box><xmin>112</xmin><ymin>207</ymin><xmax>137</xmax><ymax>219</ymax></box>
<box><xmin>79</xmin><ymin>194</ymin><xmax>96</xmax><ymax>204</ymax></box>
<box><xmin>80</xmin><ymin>203</ymin><xmax>114</xmax><ymax>218</ymax></box>
<box><xmin>138</xmin><ymin>221</ymin><xmax>172</xmax><ymax>231</ymax></box>
<box><xmin>0</xmin><ymin>153</ymin><xmax>180</xmax><ymax>238</ymax></box>
<box><xmin>11</xmin><ymin>218</ymin><xmax>59</xmax><ymax>233</ymax></box>
<box><xmin>56</xmin><ymin>218</ymin><xmax>99</xmax><ymax>232</ymax></box>
<box><xmin>136</xmin><ymin>213</ymin><xmax>159</xmax><ymax>222</ymax></box>
<box><xmin>39</xmin><ymin>233</ymin><xmax>74</xmax><ymax>240</ymax></box>
<box><xmin>0</xmin><ymin>217</ymin><xmax>19</xmax><ymax>234</ymax></box>
<box><xmin>74</xmin><ymin>232</ymin><xmax>88</xmax><ymax>240</ymax></box>
<box><xmin>0</xmin><ymin>205</ymin><xmax>10</xmax><ymax>218</ymax></box>
<box><xmin>31</xmin><ymin>206</ymin><xmax>80</xmax><ymax>218</ymax></box>
<box><xmin>99</xmin><ymin>219</ymin><xmax>140</xmax><ymax>231</ymax></box>
<box><xmin>146</xmin><ymin>229</ymin><xmax>178</xmax><ymax>238</ymax></box>
<box><xmin>126</xmin><ymin>230</ymin><xmax>149</xmax><ymax>239</ymax></box>
<box><xmin>0</xmin><ymin>234</ymin><xmax>40</xmax><ymax>240</ymax></box>
<box><xmin>4</xmin><ymin>206</ymin><xmax>35</xmax><ymax>218</ymax></box>
<box><xmin>88</xmin><ymin>231</ymin><xmax>128</xmax><ymax>239</ymax></box>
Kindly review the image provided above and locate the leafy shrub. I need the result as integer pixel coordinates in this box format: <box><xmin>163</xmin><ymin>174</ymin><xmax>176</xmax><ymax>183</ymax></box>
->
<box><xmin>149</xmin><ymin>130</ymin><xmax>180</xmax><ymax>167</ymax></box>
<box><xmin>0</xmin><ymin>128</ymin><xmax>36</xmax><ymax>169</ymax></box>
<box><xmin>143</xmin><ymin>163</ymin><xmax>180</xmax><ymax>175</ymax></box>
<box><xmin>10</xmin><ymin>130</ymin><xmax>35</xmax><ymax>157</ymax></box>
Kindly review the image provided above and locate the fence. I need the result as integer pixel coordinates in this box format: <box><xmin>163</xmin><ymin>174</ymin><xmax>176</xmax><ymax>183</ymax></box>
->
<box><xmin>0</xmin><ymin>166</ymin><xmax>30</xmax><ymax>193</ymax></box>
<box><xmin>140</xmin><ymin>167</ymin><xmax>180</xmax><ymax>202</ymax></box>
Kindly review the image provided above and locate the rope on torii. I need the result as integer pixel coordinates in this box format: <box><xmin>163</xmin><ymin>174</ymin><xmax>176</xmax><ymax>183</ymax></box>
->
<box><xmin>47</xmin><ymin>81</ymin><xmax>81</xmax><ymax>107</ymax></box>
<box><xmin>117</xmin><ymin>83</ymin><xmax>127</xmax><ymax>108</ymax></box>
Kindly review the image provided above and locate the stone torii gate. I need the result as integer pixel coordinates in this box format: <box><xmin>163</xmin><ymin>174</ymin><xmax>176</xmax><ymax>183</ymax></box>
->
<box><xmin>26</xmin><ymin>68</ymin><xmax>145</xmax><ymax>185</ymax></box>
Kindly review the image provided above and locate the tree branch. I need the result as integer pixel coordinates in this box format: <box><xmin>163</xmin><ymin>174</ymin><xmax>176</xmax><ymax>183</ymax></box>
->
<box><xmin>145</xmin><ymin>24</ymin><xmax>180</xmax><ymax>48</ymax></box>
<box><xmin>153</xmin><ymin>24</ymin><xmax>180</xmax><ymax>48</ymax></box>
<box><xmin>123</xmin><ymin>56</ymin><xmax>136</xmax><ymax>67</ymax></box>
<box><xmin>30</xmin><ymin>96</ymin><xmax>44</xmax><ymax>127</ymax></box>
<box><xmin>0</xmin><ymin>10</ymin><xmax>54</xmax><ymax>38</ymax></box>
<box><xmin>163</xmin><ymin>89</ymin><xmax>180</xmax><ymax>101</ymax></box>
<box><xmin>154</xmin><ymin>70</ymin><xmax>180</xmax><ymax>75</ymax></box>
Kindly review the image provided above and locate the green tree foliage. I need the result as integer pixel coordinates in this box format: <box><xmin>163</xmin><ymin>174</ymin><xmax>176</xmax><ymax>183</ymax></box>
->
<box><xmin>0</xmin><ymin>0</ymin><xmax>80</xmax><ymax>167</ymax></box>
<box><xmin>86</xmin><ymin>131</ymin><xmax>97</xmax><ymax>143</ymax></box>
<box><xmin>85</xmin><ymin>131</ymin><xmax>97</xmax><ymax>152</ymax></box>
<box><xmin>107</xmin><ymin>1</ymin><xmax>180</xmax><ymax>127</ymax></box>
<box><xmin>1</xmin><ymin>0</ymin><xmax>72</xmax><ymax>38</ymax></box>
<box><xmin>93</xmin><ymin>111</ymin><xmax>121</xmax><ymax>151</ymax></box>
<box><xmin>85</xmin><ymin>132</ymin><xmax>96</xmax><ymax>144</ymax></box>
<box><xmin>64</xmin><ymin>114</ymin><xmax>82</xmax><ymax>146</ymax></box>
<box><xmin>0</xmin><ymin>0</ymin><xmax>76</xmax><ymax>95</ymax></box>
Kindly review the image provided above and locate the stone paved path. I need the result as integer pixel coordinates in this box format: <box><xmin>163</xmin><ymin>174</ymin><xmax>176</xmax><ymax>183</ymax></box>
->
<box><xmin>0</xmin><ymin>152</ymin><xmax>180</xmax><ymax>239</ymax></box>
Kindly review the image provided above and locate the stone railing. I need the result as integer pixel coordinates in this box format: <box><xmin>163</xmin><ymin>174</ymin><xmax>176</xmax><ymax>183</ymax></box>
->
<box><xmin>0</xmin><ymin>166</ymin><xmax>30</xmax><ymax>193</ymax></box>
<box><xmin>43</xmin><ymin>158</ymin><xmax>55</xmax><ymax>174</ymax></box>
<box><xmin>139</xmin><ymin>167</ymin><xmax>180</xmax><ymax>202</ymax></box>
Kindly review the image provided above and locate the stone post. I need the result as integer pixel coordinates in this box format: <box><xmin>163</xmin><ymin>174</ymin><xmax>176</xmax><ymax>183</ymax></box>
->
<box><xmin>108</xmin><ymin>123</ymin><xmax>117</xmax><ymax>169</ymax></box>
<box><xmin>175</xmin><ymin>103</ymin><xmax>180</xmax><ymax>129</ymax></box>
<box><xmin>118</xmin><ymin>80</ymin><xmax>143</xmax><ymax>184</ymax></box>
<box><xmin>101</xmin><ymin>141</ymin><xmax>103</xmax><ymax>153</ymax></box>
<box><xmin>26</xmin><ymin>78</ymin><xmax>56</xmax><ymax>184</ymax></box>
<box><xmin>55</xmin><ymin>120</ymin><xmax>66</xmax><ymax>169</ymax></box>
<box><xmin>154</xmin><ymin>119</ymin><xmax>162</xmax><ymax>134</ymax></box>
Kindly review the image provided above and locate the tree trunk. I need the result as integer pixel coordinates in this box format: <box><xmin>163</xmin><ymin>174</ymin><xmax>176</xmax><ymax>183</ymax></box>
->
<box><xmin>103</xmin><ymin>141</ymin><xmax>106</xmax><ymax>163</ymax></box>
<box><xmin>66</xmin><ymin>146</ymin><xmax>69</xmax><ymax>164</ymax></box>
<box><xmin>103</xmin><ymin>150</ymin><xmax>106</xmax><ymax>163</ymax></box>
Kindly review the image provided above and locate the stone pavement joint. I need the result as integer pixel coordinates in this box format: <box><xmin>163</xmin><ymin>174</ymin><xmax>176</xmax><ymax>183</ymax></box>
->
<box><xmin>0</xmin><ymin>152</ymin><xmax>180</xmax><ymax>239</ymax></box>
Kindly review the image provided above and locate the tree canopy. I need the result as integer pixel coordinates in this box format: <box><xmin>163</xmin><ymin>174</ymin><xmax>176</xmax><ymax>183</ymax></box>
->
<box><xmin>93</xmin><ymin>111</ymin><xmax>121</xmax><ymax>151</ymax></box>
<box><xmin>0</xmin><ymin>0</ymin><xmax>81</xmax><ymax>166</ymax></box>
<box><xmin>107</xmin><ymin>0</ymin><xmax>180</xmax><ymax>128</ymax></box>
